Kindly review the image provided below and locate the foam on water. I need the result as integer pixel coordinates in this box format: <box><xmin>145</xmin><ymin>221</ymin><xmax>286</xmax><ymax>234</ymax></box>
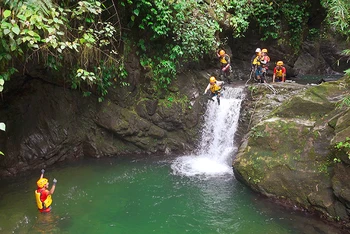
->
<box><xmin>171</xmin><ymin>87</ymin><xmax>245</xmax><ymax>178</ymax></box>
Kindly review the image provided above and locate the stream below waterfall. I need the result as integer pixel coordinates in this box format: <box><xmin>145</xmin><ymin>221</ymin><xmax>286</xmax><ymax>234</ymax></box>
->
<box><xmin>0</xmin><ymin>86</ymin><xmax>343</xmax><ymax>233</ymax></box>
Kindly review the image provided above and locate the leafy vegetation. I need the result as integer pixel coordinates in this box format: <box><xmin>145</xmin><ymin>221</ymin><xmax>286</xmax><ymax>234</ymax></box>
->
<box><xmin>119</xmin><ymin>0</ymin><xmax>220</xmax><ymax>90</ymax></box>
<box><xmin>321</xmin><ymin>0</ymin><xmax>350</xmax><ymax>76</ymax></box>
<box><xmin>0</xmin><ymin>0</ymin><xmax>125</xmax><ymax>100</ymax></box>
<box><xmin>0</xmin><ymin>0</ymin><xmax>349</xmax><ymax>95</ymax></box>
<box><xmin>335</xmin><ymin>137</ymin><xmax>350</xmax><ymax>159</ymax></box>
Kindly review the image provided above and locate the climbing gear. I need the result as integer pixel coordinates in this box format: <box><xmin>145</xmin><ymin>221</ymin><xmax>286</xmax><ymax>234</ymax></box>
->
<box><xmin>219</xmin><ymin>50</ymin><xmax>225</xmax><ymax>56</ymax></box>
<box><xmin>263</xmin><ymin>83</ymin><xmax>278</xmax><ymax>94</ymax></box>
<box><xmin>277</xmin><ymin>61</ymin><xmax>284</xmax><ymax>66</ymax></box>
<box><xmin>37</xmin><ymin>178</ymin><xmax>48</xmax><ymax>188</ymax></box>
<box><xmin>209</xmin><ymin>76</ymin><xmax>216</xmax><ymax>83</ymax></box>
<box><xmin>255</xmin><ymin>48</ymin><xmax>261</xmax><ymax>53</ymax></box>
<box><xmin>262</xmin><ymin>48</ymin><xmax>268</xmax><ymax>53</ymax></box>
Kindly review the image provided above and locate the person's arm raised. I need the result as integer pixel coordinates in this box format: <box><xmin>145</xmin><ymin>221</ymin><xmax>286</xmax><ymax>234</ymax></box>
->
<box><xmin>49</xmin><ymin>178</ymin><xmax>57</xmax><ymax>195</ymax></box>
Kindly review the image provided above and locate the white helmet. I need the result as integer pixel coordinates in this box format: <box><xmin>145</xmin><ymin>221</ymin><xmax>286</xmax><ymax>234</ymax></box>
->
<box><xmin>255</xmin><ymin>48</ymin><xmax>261</xmax><ymax>53</ymax></box>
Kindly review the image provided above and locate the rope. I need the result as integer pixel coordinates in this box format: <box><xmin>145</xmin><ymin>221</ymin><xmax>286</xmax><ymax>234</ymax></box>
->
<box><xmin>245</xmin><ymin>70</ymin><xmax>254</xmax><ymax>86</ymax></box>
<box><xmin>263</xmin><ymin>83</ymin><xmax>278</xmax><ymax>94</ymax></box>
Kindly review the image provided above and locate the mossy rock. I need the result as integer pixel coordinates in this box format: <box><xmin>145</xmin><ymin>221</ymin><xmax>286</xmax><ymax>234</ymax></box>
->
<box><xmin>271</xmin><ymin>95</ymin><xmax>333</xmax><ymax>120</ymax></box>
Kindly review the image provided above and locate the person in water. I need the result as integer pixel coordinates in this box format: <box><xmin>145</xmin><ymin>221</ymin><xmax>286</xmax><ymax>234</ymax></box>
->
<box><xmin>204</xmin><ymin>76</ymin><xmax>224</xmax><ymax>105</ymax></box>
<box><xmin>35</xmin><ymin>169</ymin><xmax>57</xmax><ymax>213</ymax></box>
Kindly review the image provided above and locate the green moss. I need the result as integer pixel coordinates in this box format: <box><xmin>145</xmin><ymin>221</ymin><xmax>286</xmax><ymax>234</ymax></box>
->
<box><xmin>250</xmin><ymin>126</ymin><xmax>268</xmax><ymax>139</ymax></box>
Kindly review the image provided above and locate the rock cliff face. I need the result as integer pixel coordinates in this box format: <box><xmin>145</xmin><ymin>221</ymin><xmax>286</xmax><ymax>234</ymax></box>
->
<box><xmin>233</xmin><ymin>77</ymin><xmax>350</xmax><ymax>226</ymax></box>
<box><xmin>0</xmin><ymin>68</ymin><xmax>210</xmax><ymax>176</ymax></box>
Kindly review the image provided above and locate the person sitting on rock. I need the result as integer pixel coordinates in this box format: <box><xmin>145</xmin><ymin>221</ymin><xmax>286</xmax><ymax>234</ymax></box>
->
<box><xmin>204</xmin><ymin>76</ymin><xmax>225</xmax><ymax>105</ymax></box>
<box><xmin>272</xmin><ymin>61</ymin><xmax>286</xmax><ymax>82</ymax></box>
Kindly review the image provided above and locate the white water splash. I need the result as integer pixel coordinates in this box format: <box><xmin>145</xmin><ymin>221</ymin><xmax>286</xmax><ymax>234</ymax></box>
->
<box><xmin>171</xmin><ymin>87</ymin><xmax>245</xmax><ymax>178</ymax></box>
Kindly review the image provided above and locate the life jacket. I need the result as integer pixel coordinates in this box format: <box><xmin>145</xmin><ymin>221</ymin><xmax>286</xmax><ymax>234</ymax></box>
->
<box><xmin>252</xmin><ymin>55</ymin><xmax>263</xmax><ymax>66</ymax></box>
<box><xmin>275</xmin><ymin>68</ymin><xmax>284</xmax><ymax>77</ymax></box>
<box><xmin>263</xmin><ymin>55</ymin><xmax>270</xmax><ymax>63</ymax></box>
<box><xmin>210</xmin><ymin>83</ymin><xmax>221</xmax><ymax>93</ymax></box>
<box><xmin>262</xmin><ymin>55</ymin><xmax>270</xmax><ymax>67</ymax></box>
<box><xmin>35</xmin><ymin>188</ymin><xmax>52</xmax><ymax>210</ymax></box>
<box><xmin>220</xmin><ymin>54</ymin><xmax>230</xmax><ymax>65</ymax></box>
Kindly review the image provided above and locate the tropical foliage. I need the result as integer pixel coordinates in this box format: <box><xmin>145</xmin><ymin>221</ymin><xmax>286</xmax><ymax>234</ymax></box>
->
<box><xmin>321</xmin><ymin>0</ymin><xmax>350</xmax><ymax>76</ymax></box>
<box><xmin>0</xmin><ymin>0</ymin><xmax>349</xmax><ymax>94</ymax></box>
<box><xmin>118</xmin><ymin>0</ymin><xmax>220</xmax><ymax>90</ymax></box>
<box><xmin>0</xmin><ymin>0</ymin><xmax>125</xmax><ymax>101</ymax></box>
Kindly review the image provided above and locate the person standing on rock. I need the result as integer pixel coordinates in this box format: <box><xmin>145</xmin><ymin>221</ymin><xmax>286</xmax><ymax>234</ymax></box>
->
<box><xmin>260</xmin><ymin>48</ymin><xmax>270</xmax><ymax>82</ymax></box>
<box><xmin>204</xmin><ymin>76</ymin><xmax>225</xmax><ymax>105</ymax></box>
<box><xmin>251</xmin><ymin>48</ymin><xmax>261</xmax><ymax>71</ymax></box>
<box><xmin>217</xmin><ymin>49</ymin><xmax>232</xmax><ymax>83</ymax></box>
<box><xmin>35</xmin><ymin>169</ymin><xmax>57</xmax><ymax>213</ymax></box>
<box><xmin>252</xmin><ymin>51</ymin><xmax>266</xmax><ymax>83</ymax></box>
<box><xmin>272</xmin><ymin>61</ymin><xmax>286</xmax><ymax>82</ymax></box>
<box><xmin>261</xmin><ymin>49</ymin><xmax>270</xmax><ymax>71</ymax></box>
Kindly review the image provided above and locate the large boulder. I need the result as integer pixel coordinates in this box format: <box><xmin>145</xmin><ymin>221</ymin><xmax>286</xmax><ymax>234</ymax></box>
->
<box><xmin>234</xmin><ymin>76</ymin><xmax>350</xmax><ymax>225</ymax></box>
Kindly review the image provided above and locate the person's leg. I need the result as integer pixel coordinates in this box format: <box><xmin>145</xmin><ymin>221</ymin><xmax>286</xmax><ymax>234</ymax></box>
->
<box><xmin>215</xmin><ymin>91</ymin><xmax>220</xmax><ymax>105</ymax></box>
<box><xmin>225</xmin><ymin>70</ymin><xmax>231</xmax><ymax>83</ymax></box>
<box><xmin>255</xmin><ymin>68</ymin><xmax>261</xmax><ymax>82</ymax></box>
<box><xmin>219</xmin><ymin>68</ymin><xmax>225</xmax><ymax>81</ymax></box>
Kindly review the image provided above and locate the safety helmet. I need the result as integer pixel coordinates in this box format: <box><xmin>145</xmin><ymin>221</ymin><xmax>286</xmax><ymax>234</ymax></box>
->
<box><xmin>276</xmin><ymin>61</ymin><xmax>284</xmax><ymax>66</ymax></box>
<box><xmin>37</xmin><ymin>178</ymin><xmax>48</xmax><ymax>188</ymax></box>
<box><xmin>209</xmin><ymin>76</ymin><xmax>216</xmax><ymax>83</ymax></box>
<box><xmin>255</xmin><ymin>48</ymin><xmax>261</xmax><ymax>53</ymax></box>
<box><xmin>262</xmin><ymin>48</ymin><xmax>268</xmax><ymax>53</ymax></box>
<box><xmin>219</xmin><ymin>50</ymin><xmax>225</xmax><ymax>56</ymax></box>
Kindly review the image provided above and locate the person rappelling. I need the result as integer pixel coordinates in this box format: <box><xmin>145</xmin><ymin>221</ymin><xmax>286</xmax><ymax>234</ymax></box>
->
<box><xmin>35</xmin><ymin>169</ymin><xmax>57</xmax><ymax>213</ymax></box>
<box><xmin>203</xmin><ymin>76</ymin><xmax>225</xmax><ymax>105</ymax></box>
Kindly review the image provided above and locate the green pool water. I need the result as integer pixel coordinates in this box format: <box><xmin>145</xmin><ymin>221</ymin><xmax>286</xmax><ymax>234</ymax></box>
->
<box><xmin>0</xmin><ymin>156</ymin><xmax>343</xmax><ymax>234</ymax></box>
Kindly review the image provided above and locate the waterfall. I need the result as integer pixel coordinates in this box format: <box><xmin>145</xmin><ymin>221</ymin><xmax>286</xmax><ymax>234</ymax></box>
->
<box><xmin>171</xmin><ymin>86</ymin><xmax>245</xmax><ymax>178</ymax></box>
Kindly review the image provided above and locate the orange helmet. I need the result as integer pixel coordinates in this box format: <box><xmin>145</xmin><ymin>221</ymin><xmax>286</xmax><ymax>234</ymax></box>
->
<box><xmin>276</xmin><ymin>61</ymin><xmax>283</xmax><ymax>66</ymax></box>
<box><xmin>209</xmin><ymin>76</ymin><xmax>216</xmax><ymax>83</ymax></box>
<box><xmin>262</xmin><ymin>48</ymin><xmax>268</xmax><ymax>53</ymax></box>
<box><xmin>219</xmin><ymin>50</ymin><xmax>225</xmax><ymax>56</ymax></box>
<box><xmin>37</xmin><ymin>178</ymin><xmax>48</xmax><ymax>188</ymax></box>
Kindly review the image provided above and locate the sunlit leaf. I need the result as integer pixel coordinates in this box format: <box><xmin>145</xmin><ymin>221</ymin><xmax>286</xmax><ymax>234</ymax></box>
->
<box><xmin>3</xmin><ymin>29</ymin><xmax>10</xmax><ymax>35</ymax></box>
<box><xmin>3</xmin><ymin>10</ymin><xmax>11</xmax><ymax>18</ymax></box>
<box><xmin>12</xmin><ymin>26</ymin><xmax>20</xmax><ymax>35</ymax></box>
<box><xmin>0</xmin><ymin>123</ymin><xmax>6</xmax><ymax>131</ymax></box>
